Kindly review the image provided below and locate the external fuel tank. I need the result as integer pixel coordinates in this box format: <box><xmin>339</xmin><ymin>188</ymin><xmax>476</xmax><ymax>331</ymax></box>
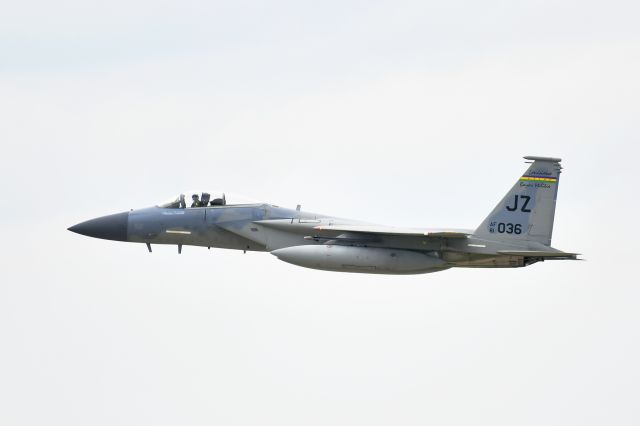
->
<box><xmin>271</xmin><ymin>245</ymin><xmax>449</xmax><ymax>275</ymax></box>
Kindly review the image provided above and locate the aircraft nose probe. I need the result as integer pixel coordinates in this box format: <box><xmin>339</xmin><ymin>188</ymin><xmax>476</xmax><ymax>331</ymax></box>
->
<box><xmin>68</xmin><ymin>211</ymin><xmax>129</xmax><ymax>242</ymax></box>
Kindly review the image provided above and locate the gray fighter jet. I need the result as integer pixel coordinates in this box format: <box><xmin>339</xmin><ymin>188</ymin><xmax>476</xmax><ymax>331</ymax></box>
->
<box><xmin>68</xmin><ymin>156</ymin><xmax>578</xmax><ymax>274</ymax></box>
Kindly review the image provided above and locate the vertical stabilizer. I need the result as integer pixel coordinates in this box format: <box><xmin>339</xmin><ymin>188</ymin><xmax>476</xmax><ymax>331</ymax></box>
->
<box><xmin>474</xmin><ymin>156</ymin><xmax>562</xmax><ymax>246</ymax></box>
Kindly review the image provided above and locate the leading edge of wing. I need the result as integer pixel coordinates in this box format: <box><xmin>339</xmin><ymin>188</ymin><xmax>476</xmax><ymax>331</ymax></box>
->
<box><xmin>313</xmin><ymin>224</ymin><xmax>471</xmax><ymax>238</ymax></box>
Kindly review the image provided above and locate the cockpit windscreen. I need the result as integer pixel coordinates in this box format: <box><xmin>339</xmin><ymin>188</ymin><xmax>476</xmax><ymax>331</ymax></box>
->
<box><xmin>158</xmin><ymin>191</ymin><xmax>260</xmax><ymax>208</ymax></box>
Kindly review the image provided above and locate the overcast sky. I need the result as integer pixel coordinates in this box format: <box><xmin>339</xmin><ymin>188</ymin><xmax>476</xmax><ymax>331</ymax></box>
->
<box><xmin>1</xmin><ymin>1</ymin><xmax>639</xmax><ymax>425</ymax></box>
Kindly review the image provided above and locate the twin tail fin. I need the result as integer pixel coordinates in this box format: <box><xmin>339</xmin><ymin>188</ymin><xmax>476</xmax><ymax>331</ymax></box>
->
<box><xmin>474</xmin><ymin>156</ymin><xmax>562</xmax><ymax>246</ymax></box>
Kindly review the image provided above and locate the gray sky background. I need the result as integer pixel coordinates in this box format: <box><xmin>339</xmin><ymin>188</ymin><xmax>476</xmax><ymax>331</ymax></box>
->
<box><xmin>1</xmin><ymin>1</ymin><xmax>639</xmax><ymax>425</ymax></box>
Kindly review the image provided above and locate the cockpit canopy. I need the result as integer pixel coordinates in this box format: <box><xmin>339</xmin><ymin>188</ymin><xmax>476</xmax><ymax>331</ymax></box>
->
<box><xmin>158</xmin><ymin>191</ymin><xmax>260</xmax><ymax>209</ymax></box>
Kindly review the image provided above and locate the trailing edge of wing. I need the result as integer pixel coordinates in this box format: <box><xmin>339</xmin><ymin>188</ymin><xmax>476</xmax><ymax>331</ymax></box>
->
<box><xmin>426</xmin><ymin>232</ymin><xmax>470</xmax><ymax>238</ymax></box>
<box><xmin>313</xmin><ymin>224</ymin><xmax>471</xmax><ymax>238</ymax></box>
<box><xmin>303</xmin><ymin>234</ymin><xmax>377</xmax><ymax>243</ymax></box>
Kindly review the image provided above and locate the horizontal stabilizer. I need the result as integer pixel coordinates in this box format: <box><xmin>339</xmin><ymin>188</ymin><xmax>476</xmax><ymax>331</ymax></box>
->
<box><xmin>497</xmin><ymin>250</ymin><xmax>580</xmax><ymax>259</ymax></box>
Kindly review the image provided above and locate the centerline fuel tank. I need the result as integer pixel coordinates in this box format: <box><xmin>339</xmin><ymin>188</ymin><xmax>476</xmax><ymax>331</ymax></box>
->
<box><xmin>271</xmin><ymin>245</ymin><xmax>449</xmax><ymax>275</ymax></box>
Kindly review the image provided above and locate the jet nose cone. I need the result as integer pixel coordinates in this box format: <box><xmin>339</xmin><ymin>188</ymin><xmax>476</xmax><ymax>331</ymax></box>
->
<box><xmin>68</xmin><ymin>211</ymin><xmax>129</xmax><ymax>242</ymax></box>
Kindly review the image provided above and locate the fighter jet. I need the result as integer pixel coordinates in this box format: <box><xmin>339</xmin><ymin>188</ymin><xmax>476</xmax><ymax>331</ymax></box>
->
<box><xmin>68</xmin><ymin>156</ymin><xmax>578</xmax><ymax>274</ymax></box>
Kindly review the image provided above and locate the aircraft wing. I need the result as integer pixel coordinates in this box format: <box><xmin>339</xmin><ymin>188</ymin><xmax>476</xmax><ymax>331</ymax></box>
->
<box><xmin>313</xmin><ymin>224</ymin><xmax>471</xmax><ymax>239</ymax></box>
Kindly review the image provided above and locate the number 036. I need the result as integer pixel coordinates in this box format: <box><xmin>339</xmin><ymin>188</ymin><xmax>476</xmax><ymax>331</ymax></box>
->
<box><xmin>497</xmin><ymin>223</ymin><xmax>522</xmax><ymax>234</ymax></box>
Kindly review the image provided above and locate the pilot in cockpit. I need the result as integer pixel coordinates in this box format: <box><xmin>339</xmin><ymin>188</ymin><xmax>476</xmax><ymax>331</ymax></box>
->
<box><xmin>191</xmin><ymin>194</ymin><xmax>201</xmax><ymax>208</ymax></box>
